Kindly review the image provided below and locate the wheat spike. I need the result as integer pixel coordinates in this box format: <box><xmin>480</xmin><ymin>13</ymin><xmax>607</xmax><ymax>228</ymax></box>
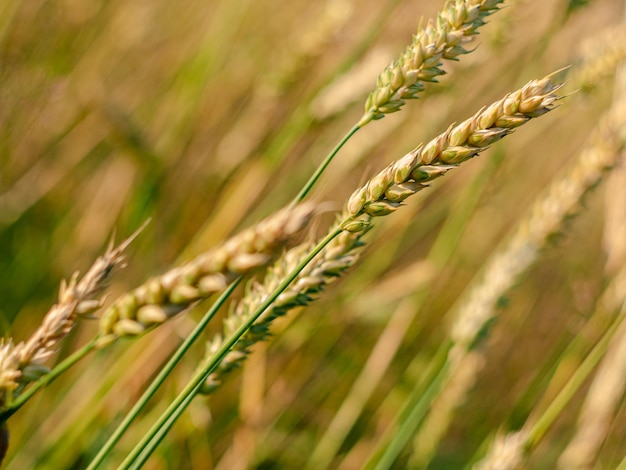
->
<box><xmin>359</xmin><ymin>0</ymin><xmax>504</xmax><ymax>126</ymax></box>
<box><xmin>96</xmin><ymin>204</ymin><xmax>316</xmax><ymax>348</ymax></box>
<box><xmin>349</xmin><ymin>73</ymin><xmax>562</xmax><ymax>222</ymax></box>
<box><xmin>0</xmin><ymin>228</ymin><xmax>140</xmax><ymax>407</ymax></box>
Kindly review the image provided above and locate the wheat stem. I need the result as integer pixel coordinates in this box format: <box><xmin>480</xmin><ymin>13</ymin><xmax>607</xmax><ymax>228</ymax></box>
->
<box><xmin>119</xmin><ymin>225</ymin><xmax>344</xmax><ymax>469</ymax></box>
<box><xmin>85</xmin><ymin>278</ymin><xmax>242</xmax><ymax>470</ymax></box>
<box><xmin>127</xmin><ymin>378</ymin><xmax>201</xmax><ymax>470</ymax></box>
<box><xmin>290</xmin><ymin>124</ymin><xmax>361</xmax><ymax>205</ymax></box>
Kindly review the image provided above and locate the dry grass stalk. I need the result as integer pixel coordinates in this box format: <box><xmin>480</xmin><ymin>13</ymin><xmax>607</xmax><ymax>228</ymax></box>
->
<box><xmin>201</xmin><ymin>73</ymin><xmax>563</xmax><ymax>395</ymax></box>
<box><xmin>359</xmin><ymin>0</ymin><xmax>504</xmax><ymax>126</ymax></box>
<box><xmin>0</xmin><ymin>231</ymin><xmax>138</xmax><ymax>408</ymax></box>
<box><xmin>96</xmin><ymin>203</ymin><xmax>316</xmax><ymax>348</ymax></box>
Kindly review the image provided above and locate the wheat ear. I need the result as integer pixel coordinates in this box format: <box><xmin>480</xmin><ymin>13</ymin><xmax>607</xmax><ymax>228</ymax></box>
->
<box><xmin>96</xmin><ymin>203</ymin><xmax>316</xmax><ymax>348</ymax></box>
<box><xmin>359</xmin><ymin>0</ymin><xmax>504</xmax><ymax>126</ymax></box>
<box><xmin>0</xmin><ymin>228</ymin><xmax>141</xmax><ymax>408</ymax></box>
<box><xmin>201</xmin><ymin>73</ymin><xmax>563</xmax><ymax>394</ymax></box>
<box><xmin>348</xmin><ymin>74</ymin><xmax>562</xmax><ymax>221</ymax></box>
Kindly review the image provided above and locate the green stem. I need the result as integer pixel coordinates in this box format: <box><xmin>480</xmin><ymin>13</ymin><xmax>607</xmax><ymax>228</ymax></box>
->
<box><xmin>119</xmin><ymin>225</ymin><xmax>344</xmax><ymax>469</ymax></box>
<box><xmin>364</xmin><ymin>347</ymin><xmax>451</xmax><ymax>470</ymax></box>
<box><xmin>0</xmin><ymin>339</ymin><xmax>96</xmax><ymax>422</ymax></box>
<box><xmin>290</xmin><ymin>124</ymin><xmax>361</xmax><ymax>206</ymax></box>
<box><xmin>86</xmin><ymin>278</ymin><xmax>242</xmax><ymax>470</ymax></box>
<box><xmin>128</xmin><ymin>377</ymin><xmax>204</xmax><ymax>470</ymax></box>
<box><xmin>526</xmin><ymin>308</ymin><xmax>626</xmax><ymax>450</ymax></box>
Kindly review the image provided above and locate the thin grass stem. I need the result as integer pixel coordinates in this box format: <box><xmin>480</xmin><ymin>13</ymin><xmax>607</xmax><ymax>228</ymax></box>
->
<box><xmin>526</xmin><ymin>308</ymin><xmax>626</xmax><ymax>451</ymax></box>
<box><xmin>127</xmin><ymin>378</ymin><xmax>203</xmax><ymax>470</ymax></box>
<box><xmin>290</xmin><ymin>124</ymin><xmax>361</xmax><ymax>206</ymax></box>
<box><xmin>362</xmin><ymin>343</ymin><xmax>451</xmax><ymax>470</ymax></box>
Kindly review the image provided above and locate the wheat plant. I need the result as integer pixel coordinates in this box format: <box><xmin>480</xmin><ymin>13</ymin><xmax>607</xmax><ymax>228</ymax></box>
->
<box><xmin>1</xmin><ymin>0</ymin><xmax>625</xmax><ymax>468</ymax></box>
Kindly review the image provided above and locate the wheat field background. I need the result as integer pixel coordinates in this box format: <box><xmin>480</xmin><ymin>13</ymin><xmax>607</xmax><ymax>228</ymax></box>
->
<box><xmin>1</xmin><ymin>0</ymin><xmax>625</xmax><ymax>468</ymax></box>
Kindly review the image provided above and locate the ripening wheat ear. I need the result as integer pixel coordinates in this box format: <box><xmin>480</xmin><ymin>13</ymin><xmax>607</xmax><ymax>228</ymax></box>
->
<box><xmin>0</xmin><ymin>226</ymin><xmax>143</xmax><ymax>409</ymax></box>
<box><xmin>96</xmin><ymin>203</ymin><xmax>316</xmax><ymax>348</ymax></box>
<box><xmin>359</xmin><ymin>0</ymin><xmax>504</xmax><ymax>126</ymax></box>
<box><xmin>348</xmin><ymin>73</ymin><xmax>562</xmax><ymax>221</ymax></box>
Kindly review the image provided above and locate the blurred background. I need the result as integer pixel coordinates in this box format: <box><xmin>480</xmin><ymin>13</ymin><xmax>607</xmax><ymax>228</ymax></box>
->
<box><xmin>1</xmin><ymin>0</ymin><xmax>625</xmax><ymax>468</ymax></box>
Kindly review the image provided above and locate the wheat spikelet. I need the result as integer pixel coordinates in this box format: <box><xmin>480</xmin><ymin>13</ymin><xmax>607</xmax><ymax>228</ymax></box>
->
<box><xmin>359</xmin><ymin>0</ymin><xmax>504</xmax><ymax>126</ymax></box>
<box><xmin>96</xmin><ymin>204</ymin><xmax>316</xmax><ymax>348</ymax></box>
<box><xmin>0</xmin><ymin>230</ymin><xmax>138</xmax><ymax>408</ymax></box>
